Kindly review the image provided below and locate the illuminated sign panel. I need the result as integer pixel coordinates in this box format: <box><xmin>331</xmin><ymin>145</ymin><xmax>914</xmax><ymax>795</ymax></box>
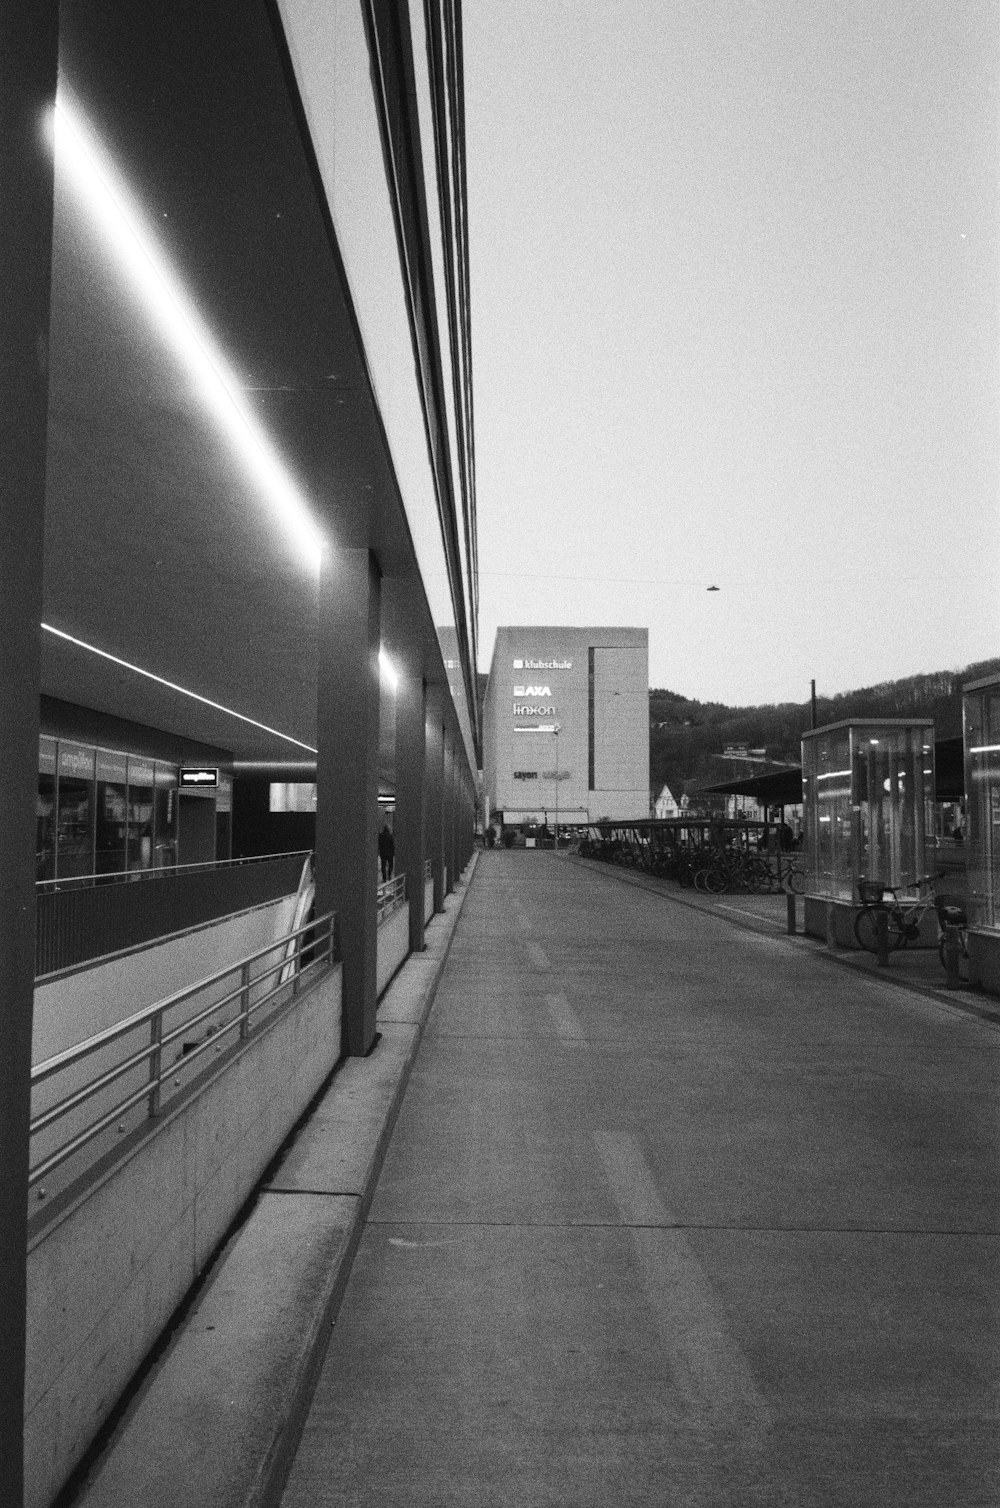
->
<box><xmin>513</xmin><ymin>659</ymin><xmax>572</xmax><ymax>670</ymax></box>
<box><xmin>180</xmin><ymin>767</ymin><xmax>219</xmax><ymax>788</ymax></box>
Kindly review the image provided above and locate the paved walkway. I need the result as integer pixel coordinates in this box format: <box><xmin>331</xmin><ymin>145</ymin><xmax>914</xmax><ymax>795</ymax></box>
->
<box><xmin>280</xmin><ymin>850</ymin><xmax>1000</xmax><ymax>1507</ymax></box>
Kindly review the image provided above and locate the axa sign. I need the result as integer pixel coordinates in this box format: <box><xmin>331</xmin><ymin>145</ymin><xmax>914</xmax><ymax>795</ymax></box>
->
<box><xmin>512</xmin><ymin>685</ymin><xmax>551</xmax><ymax>697</ymax></box>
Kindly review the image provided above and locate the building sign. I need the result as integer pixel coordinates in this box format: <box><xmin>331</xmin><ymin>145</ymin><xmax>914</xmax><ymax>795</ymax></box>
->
<box><xmin>179</xmin><ymin>767</ymin><xmax>219</xmax><ymax>789</ymax></box>
<box><xmin>513</xmin><ymin>771</ymin><xmax>538</xmax><ymax>780</ymax></box>
<box><xmin>513</xmin><ymin>658</ymin><xmax>572</xmax><ymax>670</ymax></box>
<box><xmin>513</xmin><ymin>703</ymin><xmax>556</xmax><ymax>715</ymax></box>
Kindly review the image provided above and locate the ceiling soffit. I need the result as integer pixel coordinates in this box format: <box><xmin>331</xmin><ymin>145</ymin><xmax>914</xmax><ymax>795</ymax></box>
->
<box><xmin>43</xmin><ymin>1</ymin><xmax>461</xmax><ymax>763</ymax></box>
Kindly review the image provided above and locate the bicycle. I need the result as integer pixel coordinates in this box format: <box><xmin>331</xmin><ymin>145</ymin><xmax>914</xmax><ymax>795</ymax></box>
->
<box><xmin>853</xmin><ymin>874</ymin><xmax>941</xmax><ymax>953</ymax></box>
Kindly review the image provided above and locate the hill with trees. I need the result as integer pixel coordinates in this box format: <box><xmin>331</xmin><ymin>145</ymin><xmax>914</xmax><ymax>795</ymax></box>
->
<box><xmin>650</xmin><ymin>657</ymin><xmax>1000</xmax><ymax>799</ymax></box>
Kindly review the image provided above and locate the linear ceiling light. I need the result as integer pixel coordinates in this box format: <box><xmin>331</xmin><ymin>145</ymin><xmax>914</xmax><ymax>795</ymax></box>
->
<box><xmin>378</xmin><ymin>648</ymin><xmax>399</xmax><ymax>691</ymax></box>
<box><xmin>52</xmin><ymin>95</ymin><xmax>325</xmax><ymax>570</ymax></box>
<box><xmin>42</xmin><ymin>623</ymin><xmax>318</xmax><ymax>752</ymax></box>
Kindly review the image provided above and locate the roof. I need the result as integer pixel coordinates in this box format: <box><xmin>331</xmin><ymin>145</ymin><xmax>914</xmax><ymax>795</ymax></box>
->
<box><xmin>701</xmin><ymin>767</ymin><xmax>804</xmax><ymax>804</ymax></box>
<box><xmin>702</xmin><ymin>736</ymin><xmax>966</xmax><ymax>804</ymax></box>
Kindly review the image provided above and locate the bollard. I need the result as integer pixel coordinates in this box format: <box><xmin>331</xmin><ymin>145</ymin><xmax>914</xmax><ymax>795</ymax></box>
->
<box><xmin>876</xmin><ymin>907</ymin><xmax>890</xmax><ymax>967</ymax></box>
<box><xmin>943</xmin><ymin>923</ymin><xmax>962</xmax><ymax>990</ymax></box>
<box><xmin>825</xmin><ymin>900</ymin><xmax>837</xmax><ymax>950</ymax></box>
<box><xmin>786</xmin><ymin>892</ymin><xmax>796</xmax><ymax>935</ymax></box>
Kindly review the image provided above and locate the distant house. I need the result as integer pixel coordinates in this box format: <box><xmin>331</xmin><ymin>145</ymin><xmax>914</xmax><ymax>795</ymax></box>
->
<box><xmin>653</xmin><ymin>784</ymin><xmax>679</xmax><ymax>819</ymax></box>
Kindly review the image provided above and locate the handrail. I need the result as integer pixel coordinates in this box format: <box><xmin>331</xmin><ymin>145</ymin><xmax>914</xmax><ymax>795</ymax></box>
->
<box><xmin>36</xmin><ymin>850</ymin><xmax>312</xmax><ymax>892</ymax></box>
<box><xmin>29</xmin><ymin>911</ymin><xmax>335</xmax><ymax>1189</ymax></box>
<box><xmin>377</xmin><ymin>872</ymin><xmax>407</xmax><ymax>922</ymax></box>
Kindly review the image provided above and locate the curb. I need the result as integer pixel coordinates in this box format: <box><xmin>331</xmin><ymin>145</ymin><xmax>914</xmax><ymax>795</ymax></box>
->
<box><xmin>69</xmin><ymin>854</ymin><xmax>479</xmax><ymax>1508</ymax></box>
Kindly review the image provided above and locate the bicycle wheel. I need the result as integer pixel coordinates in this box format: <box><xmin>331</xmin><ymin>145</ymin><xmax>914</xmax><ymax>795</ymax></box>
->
<box><xmin>854</xmin><ymin>905</ymin><xmax>906</xmax><ymax>954</ymax></box>
<box><xmin>784</xmin><ymin>869</ymin><xmax>806</xmax><ymax>895</ymax></box>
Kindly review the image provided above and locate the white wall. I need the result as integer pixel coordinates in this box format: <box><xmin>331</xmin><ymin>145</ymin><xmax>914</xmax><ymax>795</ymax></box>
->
<box><xmin>33</xmin><ymin>895</ymin><xmax>299</xmax><ymax>1064</ymax></box>
<box><xmin>376</xmin><ymin>903</ymin><xmax>409</xmax><ymax>996</ymax></box>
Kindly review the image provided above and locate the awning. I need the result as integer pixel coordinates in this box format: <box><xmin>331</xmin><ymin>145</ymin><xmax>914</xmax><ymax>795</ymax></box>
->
<box><xmin>702</xmin><ymin>736</ymin><xmax>966</xmax><ymax>805</ymax></box>
<box><xmin>701</xmin><ymin>767</ymin><xmax>803</xmax><ymax>805</ymax></box>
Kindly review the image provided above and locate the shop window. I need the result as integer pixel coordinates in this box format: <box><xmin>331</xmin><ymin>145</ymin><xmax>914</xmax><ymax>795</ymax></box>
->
<box><xmin>153</xmin><ymin>764</ymin><xmax>178</xmax><ymax>866</ymax></box>
<box><xmin>127</xmin><ymin>758</ymin><xmax>155</xmax><ymax>871</ymax></box>
<box><xmin>95</xmin><ymin>748</ymin><xmax>128</xmax><ymax>875</ymax></box>
<box><xmin>269</xmin><ymin>782</ymin><xmax>317</xmax><ymax>813</ymax></box>
<box><xmin>56</xmin><ymin>742</ymin><xmax>95</xmax><ymax>878</ymax></box>
<box><xmin>37</xmin><ymin>737</ymin><xmax>57</xmax><ymax>881</ymax></box>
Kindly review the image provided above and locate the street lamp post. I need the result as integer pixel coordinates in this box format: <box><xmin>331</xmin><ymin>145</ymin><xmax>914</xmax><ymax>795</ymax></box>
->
<box><xmin>553</xmin><ymin>723</ymin><xmax>560</xmax><ymax>849</ymax></box>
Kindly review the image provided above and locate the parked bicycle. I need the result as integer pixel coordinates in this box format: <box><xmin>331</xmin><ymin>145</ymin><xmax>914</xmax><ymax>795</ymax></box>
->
<box><xmin>854</xmin><ymin>874</ymin><xmax>968</xmax><ymax>980</ymax></box>
<box><xmin>853</xmin><ymin>874</ymin><xmax>940</xmax><ymax>953</ymax></box>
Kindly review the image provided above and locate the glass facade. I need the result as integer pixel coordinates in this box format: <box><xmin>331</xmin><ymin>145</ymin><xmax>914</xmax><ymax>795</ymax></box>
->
<box><xmin>95</xmin><ymin>748</ymin><xmax>128</xmax><ymax>875</ymax></box>
<box><xmin>56</xmin><ymin>742</ymin><xmax>96</xmax><ymax>879</ymax></box>
<box><xmin>127</xmin><ymin>758</ymin><xmax>155</xmax><ymax>872</ymax></box>
<box><xmin>36</xmin><ymin>738</ymin><xmax>190</xmax><ymax>882</ymax></box>
<box><xmin>278</xmin><ymin>0</ymin><xmax>479</xmax><ymax>771</ymax></box>
<box><xmin>37</xmin><ymin>738</ymin><xmax>58</xmax><ymax>882</ymax></box>
<box><xmin>153</xmin><ymin>763</ymin><xmax>178</xmax><ymax>868</ymax></box>
<box><xmin>803</xmin><ymin>721</ymin><xmax>935</xmax><ymax>901</ymax></box>
<box><xmin>964</xmin><ymin>676</ymin><xmax>1000</xmax><ymax>932</ymax></box>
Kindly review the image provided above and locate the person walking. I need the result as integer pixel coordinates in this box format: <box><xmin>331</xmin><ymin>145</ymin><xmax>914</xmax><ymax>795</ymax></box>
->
<box><xmin>378</xmin><ymin>822</ymin><xmax>395</xmax><ymax>882</ymax></box>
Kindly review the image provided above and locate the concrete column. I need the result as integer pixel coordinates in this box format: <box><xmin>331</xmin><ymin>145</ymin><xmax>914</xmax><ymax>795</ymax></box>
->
<box><xmin>450</xmin><ymin>741</ymin><xmax>461</xmax><ymax>883</ymax></box>
<box><xmin>394</xmin><ymin>640</ymin><xmax>426</xmax><ymax>954</ymax></box>
<box><xmin>465</xmin><ymin>781</ymin><xmax>473</xmax><ymax>865</ymax></box>
<box><xmin>0</xmin><ymin>11</ymin><xmax>58</xmax><ymax>1503</ymax></box>
<box><xmin>426</xmin><ymin>688</ymin><xmax>445</xmax><ymax>913</ymax></box>
<box><xmin>443</xmin><ymin>730</ymin><xmax>455</xmax><ymax>895</ymax></box>
<box><xmin>315</xmin><ymin>548</ymin><xmax>381</xmax><ymax>1057</ymax></box>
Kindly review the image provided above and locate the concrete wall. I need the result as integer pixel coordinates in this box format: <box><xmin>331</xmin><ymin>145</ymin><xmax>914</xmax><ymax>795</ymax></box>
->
<box><xmin>969</xmin><ymin>931</ymin><xmax>1000</xmax><ymax>994</ymax></box>
<box><xmin>24</xmin><ymin>963</ymin><xmax>342</xmax><ymax>1508</ymax></box>
<box><xmin>424</xmin><ymin>875</ymin><xmax>434</xmax><ymax>923</ymax></box>
<box><xmin>376</xmin><ymin>902</ymin><xmax>409</xmax><ymax>997</ymax></box>
<box><xmin>33</xmin><ymin>894</ymin><xmax>299</xmax><ymax>1064</ymax></box>
<box><xmin>803</xmin><ymin>894</ymin><xmax>939</xmax><ymax>949</ymax></box>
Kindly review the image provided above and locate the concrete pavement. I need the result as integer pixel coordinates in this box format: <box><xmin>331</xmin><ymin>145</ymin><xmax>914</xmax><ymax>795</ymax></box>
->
<box><xmin>280</xmin><ymin>849</ymin><xmax>1000</xmax><ymax>1507</ymax></box>
<box><xmin>62</xmin><ymin>865</ymin><xmax>477</xmax><ymax>1508</ymax></box>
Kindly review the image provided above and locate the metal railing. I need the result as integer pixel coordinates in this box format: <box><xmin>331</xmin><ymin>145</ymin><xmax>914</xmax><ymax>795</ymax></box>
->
<box><xmin>30</xmin><ymin>912</ymin><xmax>336</xmax><ymax>1194</ymax></box>
<box><xmin>424</xmin><ymin>857</ymin><xmax>433</xmax><ymax>881</ymax></box>
<box><xmin>377</xmin><ymin>872</ymin><xmax>407</xmax><ymax>923</ymax></box>
<box><xmin>35</xmin><ymin>851</ymin><xmax>310</xmax><ymax>977</ymax></box>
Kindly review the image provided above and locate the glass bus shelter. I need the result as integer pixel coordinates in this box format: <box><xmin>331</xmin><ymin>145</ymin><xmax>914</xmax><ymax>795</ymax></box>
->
<box><xmin>964</xmin><ymin>673</ymin><xmax>1000</xmax><ymax>991</ymax></box>
<box><xmin>801</xmin><ymin>719</ymin><xmax>936</xmax><ymax>945</ymax></box>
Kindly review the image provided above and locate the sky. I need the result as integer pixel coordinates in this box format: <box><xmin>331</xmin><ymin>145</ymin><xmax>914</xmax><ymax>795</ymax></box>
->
<box><xmin>464</xmin><ymin>0</ymin><xmax>1000</xmax><ymax>705</ymax></box>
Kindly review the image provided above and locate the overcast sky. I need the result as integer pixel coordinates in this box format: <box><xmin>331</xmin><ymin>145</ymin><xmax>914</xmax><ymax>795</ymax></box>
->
<box><xmin>464</xmin><ymin>0</ymin><xmax>999</xmax><ymax>704</ymax></box>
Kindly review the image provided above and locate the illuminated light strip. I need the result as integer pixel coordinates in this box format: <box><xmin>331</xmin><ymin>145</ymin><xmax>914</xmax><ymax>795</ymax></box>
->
<box><xmin>52</xmin><ymin>96</ymin><xmax>325</xmax><ymax>571</ymax></box>
<box><xmin>970</xmin><ymin>744</ymin><xmax>1000</xmax><ymax>755</ymax></box>
<box><xmin>42</xmin><ymin>624</ymin><xmax>318</xmax><ymax>752</ymax></box>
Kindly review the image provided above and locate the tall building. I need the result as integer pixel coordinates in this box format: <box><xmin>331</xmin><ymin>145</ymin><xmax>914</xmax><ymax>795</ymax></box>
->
<box><xmin>483</xmin><ymin>627</ymin><xmax>649</xmax><ymax>826</ymax></box>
